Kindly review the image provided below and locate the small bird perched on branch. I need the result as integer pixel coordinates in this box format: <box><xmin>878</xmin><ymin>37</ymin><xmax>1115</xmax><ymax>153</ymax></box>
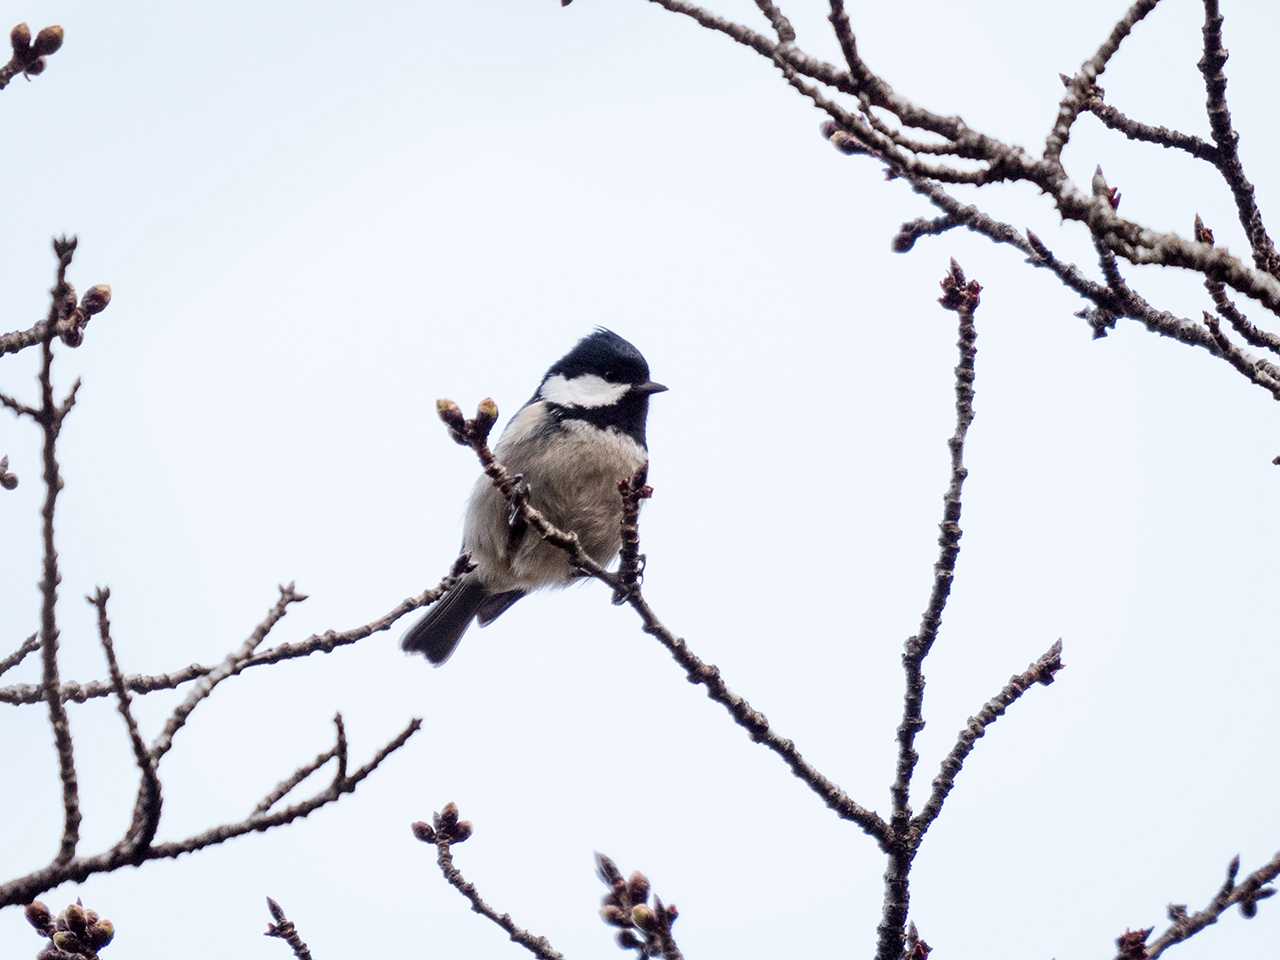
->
<box><xmin>402</xmin><ymin>329</ymin><xmax>667</xmax><ymax>665</ymax></box>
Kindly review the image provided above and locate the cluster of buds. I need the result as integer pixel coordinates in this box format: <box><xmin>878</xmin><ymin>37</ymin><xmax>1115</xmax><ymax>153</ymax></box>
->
<box><xmin>412</xmin><ymin>802</ymin><xmax>473</xmax><ymax>846</ymax></box>
<box><xmin>938</xmin><ymin>258</ymin><xmax>982</xmax><ymax>313</ymax></box>
<box><xmin>58</xmin><ymin>283</ymin><xmax>112</xmax><ymax>347</ymax></box>
<box><xmin>24</xmin><ymin>900</ymin><xmax>114</xmax><ymax>958</ymax></box>
<box><xmin>0</xmin><ymin>454</ymin><xmax>17</xmax><ymax>491</ymax></box>
<box><xmin>595</xmin><ymin>853</ymin><xmax>679</xmax><ymax>956</ymax></box>
<box><xmin>437</xmin><ymin>398</ymin><xmax>499</xmax><ymax>447</ymax></box>
<box><xmin>7</xmin><ymin>23</ymin><xmax>63</xmax><ymax>82</ymax></box>
<box><xmin>1114</xmin><ymin>926</ymin><xmax>1153</xmax><ymax>959</ymax></box>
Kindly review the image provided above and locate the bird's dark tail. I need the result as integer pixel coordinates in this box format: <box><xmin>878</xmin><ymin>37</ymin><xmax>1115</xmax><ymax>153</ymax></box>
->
<box><xmin>401</xmin><ymin>575</ymin><xmax>488</xmax><ymax>665</ymax></box>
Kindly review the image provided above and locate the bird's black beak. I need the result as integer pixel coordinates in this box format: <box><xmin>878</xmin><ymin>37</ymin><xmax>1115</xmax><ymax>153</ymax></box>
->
<box><xmin>633</xmin><ymin>381</ymin><xmax>668</xmax><ymax>396</ymax></box>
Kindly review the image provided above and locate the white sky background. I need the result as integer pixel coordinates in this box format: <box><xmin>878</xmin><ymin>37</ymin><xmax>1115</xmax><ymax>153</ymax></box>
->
<box><xmin>2</xmin><ymin>0</ymin><xmax>1279</xmax><ymax>956</ymax></box>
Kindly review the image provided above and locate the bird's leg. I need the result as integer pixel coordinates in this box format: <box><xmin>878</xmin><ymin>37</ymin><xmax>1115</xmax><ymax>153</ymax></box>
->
<box><xmin>505</xmin><ymin>474</ymin><xmax>531</xmax><ymax>552</ymax></box>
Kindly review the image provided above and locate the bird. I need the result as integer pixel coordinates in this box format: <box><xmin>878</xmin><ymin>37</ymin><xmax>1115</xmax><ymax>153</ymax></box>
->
<box><xmin>402</xmin><ymin>329</ymin><xmax>667</xmax><ymax>665</ymax></box>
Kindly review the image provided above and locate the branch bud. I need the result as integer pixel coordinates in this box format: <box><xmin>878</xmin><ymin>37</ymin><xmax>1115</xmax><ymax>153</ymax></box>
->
<box><xmin>436</xmin><ymin>399</ymin><xmax>468</xmax><ymax>444</ymax></box>
<box><xmin>23</xmin><ymin>56</ymin><xmax>45</xmax><ymax>76</ymax></box>
<box><xmin>24</xmin><ymin>901</ymin><xmax>52</xmax><ymax>934</ymax></box>
<box><xmin>627</xmin><ymin>871</ymin><xmax>650</xmax><ymax>904</ymax></box>
<box><xmin>451</xmin><ymin>820</ymin><xmax>473</xmax><ymax>842</ymax></box>
<box><xmin>51</xmin><ymin>932</ymin><xmax>82</xmax><ymax>952</ymax></box>
<box><xmin>411</xmin><ymin>820</ymin><xmax>436</xmax><ymax>843</ymax></box>
<box><xmin>32</xmin><ymin>25</ymin><xmax>63</xmax><ymax>56</ymax></box>
<box><xmin>63</xmin><ymin>902</ymin><xmax>87</xmax><ymax>936</ymax></box>
<box><xmin>1194</xmin><ymin>214</ymin><xmax>1214</xmax><ymax>246</ymax></box>
<box><xmin>600</xmin><ymin>905</ymin><xmax>628</xmax><ymax>927</ymax></box>
<box><xmin>439</xmin><ymin>801</ymin><xmax>459</xmax><ymax>826</ymax></box>
<box><xmin>10</xmin><ymin>22</ymin><xmax>31</xmax><ymax>53</ymax></box>
<box><xmin>87</xmin><ymin>919</ymin><xmax>115</xmax><ymax>950</ymax></box>
<box><xmin>630</xmin><ymin>905</ymin><xmax>656</xmax><ymax>931</ymax></box>
<box><xmin>81</xmin><ymin>284</ymin><xmax>111</xmax><ymax>315</ymax></box>
<box><xmin>473</xmin><ymin>397</ymin><xmax>499</xmax><ymax>440</ymax></box>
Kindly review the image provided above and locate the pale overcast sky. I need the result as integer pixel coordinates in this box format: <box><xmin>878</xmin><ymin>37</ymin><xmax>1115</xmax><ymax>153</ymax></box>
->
<box><xmin>3</xmin><ymin>1</ymin><xmax>1280</xmax><ymax>957</ymax></box>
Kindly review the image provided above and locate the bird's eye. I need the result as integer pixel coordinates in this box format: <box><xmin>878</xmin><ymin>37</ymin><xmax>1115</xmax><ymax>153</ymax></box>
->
<box><xmin>604</xmin><ymin>369</ymin><xmax>620</xmax><ymax>381</ymax></box>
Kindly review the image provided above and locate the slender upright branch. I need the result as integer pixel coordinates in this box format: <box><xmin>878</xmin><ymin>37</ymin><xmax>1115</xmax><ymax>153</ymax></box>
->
<box><xmin>89</xmin><ymin>587</ymin><xmax>162</xmax><ymax>858</ymax></box>
<box><xmin>34</xmin><ymin>238</ymin><xmax>82</xmax><ymax>867</ymax></box>
<box><xmin>1198</xmin><ymin>0</ymin><xmax>1280</xmax><ymax>278</ymax></box>
<box><xmin>877</xmin><ymin>261</ymin><xmax>981</xmax><ymax>960</ymax></box>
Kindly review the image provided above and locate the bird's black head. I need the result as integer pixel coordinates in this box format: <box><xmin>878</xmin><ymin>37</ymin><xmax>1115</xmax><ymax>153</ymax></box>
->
<box><xmin>536</xmin><ymin>329</ymin><xmax>667</xmax><ymax>446</ymax></box>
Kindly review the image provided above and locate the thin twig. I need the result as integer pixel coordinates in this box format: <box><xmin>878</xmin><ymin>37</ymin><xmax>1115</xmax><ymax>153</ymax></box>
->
<box><xmin>265</xmin><ymin>897</ymin><xmax>314</xmax><ymax>960</ymax></box>
<box><xmin>0</xmin><ymin>560</ymin><xmax>470</xmax><ymax>707</ymax></box>
<box><xmin>438</xmin><ymin>400</ymin><xmax>890</xmax><ymax>848</ymax></box>
<box><xmin>35</xmin><ymin>238</ymin><xmax>81</xmax><ymax>866</ymax></box>
<box><xmin>0</xmin><ymin>717</ymin><xmax>421</xmax><ymax>908</ymax></box>
<box><xmin>89</xmin><ymin>587</ymin><xmax>162</xmax><ymax>858</ymax></box>
<box><xmin>0</xmin><ymin>635</ymin><xmax>40</xmax><ymax>678</ymax></box>
<box><xmin>1044</xmin><ymin>0</ymin><xmax>1165</xmax><ymax>163</ymax></box>
<box><xmin>1140</xmin><ymin>852</ymin><xmax>1280</xmax><ymax>958</ymax></box>
<box><xmin>416</xmin><ymin>806</ymin><xmax>564</xmax><ymax>960</ymax></box>
<box><xmin>876</xmin><ymin>260</ymin><xmax>981</xmax><ymax>960</ymax></box>
<box><xmin>912</xmin><ymin>639</ymin><xmax>1064</xmax><ymax>840</ymax></box>
<box><xmin>1198</xmin><ymin>0</ymin><xmax>1280</xmax><ymax>278</ymax></box>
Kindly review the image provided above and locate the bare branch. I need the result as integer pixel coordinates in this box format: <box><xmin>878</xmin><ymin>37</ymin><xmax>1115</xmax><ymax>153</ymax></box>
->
<box><xmin>1083</xmin><ymin>90</ymin><xmax>1218</xmax><ymax>163</ymax></box>
<box><xmin>1044</xmin><ymin>0</ymin><xmax>1165</xmax><ymax>163</ymax></box>
<box><xmin>877</xmin><ymin>260</ymin><xmax>981</xmax><ymax>960</ymax></box>
<box><xmin>0</xmin><ymin>635</ymin><xmax>40</xmax><ymax>678</ymax></box>
<box><xmin>0</xmin><ymin>717</ymin><xmax>421</xmax><ymax>908</ymax></box>
<box><xmin>437</xmin><ymin>399</ymin><xmax>890</xmax><ymax>847</ymax></box>
<box><xmin>34</xmin><ymin>239</ymin><xmax>82</xmax><ymax>867</ymax></box>
<box><xmin>1198</xmin><ymin>0</ymin><xmax>1280</xmax><ymax>278</ymax></box>
<box><xmin>1128</xmin><ymin>852</ymin><xmax>1280</xmax><ymax>958</ymax></box>
<box><xmin>415</xmin><ymin>805</ymin><xmax>564</xmax><ymax>960</ymax></box>
<box><xmin>0</xmin><ymin>558</ymin><xmax>471</xmax><ymax>707</ymax></box>
<box><xmin>88</xmin><ymin>587</ymin><xmax>162</xmax><ymax>858</ymax></box>
<box><xmin>253</xmin><ymin>717</ymin><xmax>344</xmax><ymax>816</ymax></box>
<box><xmin>912</xmin><ymin>639</ymin><xmax>1064</xmax><ymax>840</ymax></box>
<box><xmin>265</xmin><ymin>897</ymin><xmax>314</xmax><ymax>960</ymax></box>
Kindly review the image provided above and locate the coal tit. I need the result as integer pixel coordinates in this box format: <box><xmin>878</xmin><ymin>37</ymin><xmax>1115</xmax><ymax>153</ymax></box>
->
<box><xmin>402</xmin><ymin>329</ymin><xmax>667</xmax><ymax>665</ymax></box>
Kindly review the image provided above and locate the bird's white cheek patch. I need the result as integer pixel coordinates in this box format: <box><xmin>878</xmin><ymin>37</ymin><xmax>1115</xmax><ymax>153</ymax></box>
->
<box><xmin>539</xmin><ymin>373</ymin><xmax>630</xmax><ymax>409</ymax></box>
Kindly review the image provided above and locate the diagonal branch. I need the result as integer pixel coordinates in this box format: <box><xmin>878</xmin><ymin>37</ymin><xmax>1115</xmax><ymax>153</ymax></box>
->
<box><xmin>1198</xmin><ymin>0</ymin><xmax>1280</xmax><ymax>279</ymax></box>
<box><xmin>0</xmin><ymin>716</ymin><xmax>421</xmax><ymax>909</ymax></box>
<box><xmin>0</xmin><ymin>635</ymin><xmax>40</xmax><ymax>678</ymax></box>
<box><xmin>0</xmin><ymin>559</ymin><xmax>471</xmax><ymax>707</ymax></box>
<box><xmin>1135</xmin><ymin>852</ymin><xmax>1280</xmax><ymax>958</ymax></box>
<box><xmin>912</xmin><ymin>639</ymin><xmax>1064</xmax><ymax>841</ymax></box>
<box><xmin>254</xmin><ymin>716</ymin><xmax>345</xmax><ymax>816</ymax></box>
<box><xmin>89</xmin><ymin>587</ymin><xmax>162</xmax><ymax>858</ymax></box>
<box><xmin>437</xmin><ymin>399</ymin><xmax>890</xmax><ymax>847</ymax></box>
<box><xmin>264</xmin><ymin>897</ymin><xmax>314</xmax><ymax>960</ymax></box>
<box><xmin>1044</xmin><ymin>0</ymin><xmax>1165</xmax><ymax>163</ymax></box>
<box><xmin>415</xmin><ymin>806</ymin><xmax>564</xmax><ymax>960</ymax></box>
